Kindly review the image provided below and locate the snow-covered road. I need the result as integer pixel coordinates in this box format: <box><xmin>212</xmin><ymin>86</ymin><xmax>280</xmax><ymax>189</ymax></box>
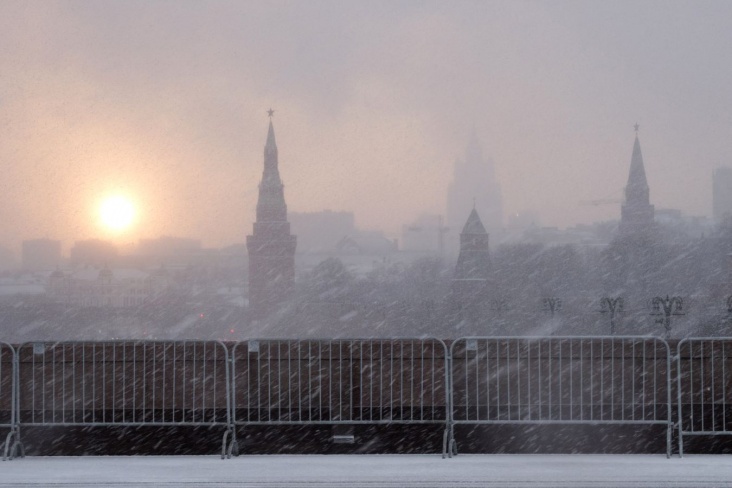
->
<box><xmin>2</xmin><ymin>454</ymin><xmax>732</xmax><ymax>487</ymax></box>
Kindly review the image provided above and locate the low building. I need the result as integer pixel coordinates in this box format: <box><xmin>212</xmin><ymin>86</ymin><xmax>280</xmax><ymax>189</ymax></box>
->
<box><xmin>48</xmin><ymin>267</ymin><xmax>174</xmax><ymax>308</ymax></box>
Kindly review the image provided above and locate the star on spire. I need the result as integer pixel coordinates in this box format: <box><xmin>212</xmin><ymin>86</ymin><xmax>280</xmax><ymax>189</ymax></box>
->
<box><xmin>634</xmin><ymin>123</ymin><xmax>640</xmax><ymax>133</ymax></box>
<box><xmin>267</xmin><ymin>108</ymin><xmax>275</xmax><ymax>118</ymax></box>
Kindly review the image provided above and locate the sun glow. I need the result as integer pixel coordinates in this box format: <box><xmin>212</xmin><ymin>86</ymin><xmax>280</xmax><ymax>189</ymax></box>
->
<box><xmin>99</xmin><ymin>196</ymin><xmax>136</xmax><ymax>232</ymax></box>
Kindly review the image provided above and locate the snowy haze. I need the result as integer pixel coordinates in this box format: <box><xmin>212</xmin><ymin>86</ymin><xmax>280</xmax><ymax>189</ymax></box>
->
<box><xmin>1</xmin><ymin>0</ymin><xmax>731</xmax><ymax>248</ymax></box>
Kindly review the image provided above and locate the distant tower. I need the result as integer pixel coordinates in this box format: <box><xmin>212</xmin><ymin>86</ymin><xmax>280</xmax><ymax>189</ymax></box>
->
<box><xmin>619</xmin><ymin>126</ymin><xmax>655</xmax><ymax>236</ymax></box>
<box><xmin>446</xmin><ymin>130</ymin><xmax>502</xmax><ymax>255</ymax></box>
<box><xmin>246</xmin><ymin>112</ymin><xmax>297</xmax><ymax>319</ymax></box>
<box><xmin>450</xmin><ymin>208</ymin><xmax>492</xmax><ymax>328</ymax></box>
<box><xmin>452</xmin><ymin>208</ymin><xmax>491</xmax><ymax>292</ymax></box>
<box><xmin>713</xmin><ymin>167</ymin><xmax>732</xmax><ymax>223</ymax></box>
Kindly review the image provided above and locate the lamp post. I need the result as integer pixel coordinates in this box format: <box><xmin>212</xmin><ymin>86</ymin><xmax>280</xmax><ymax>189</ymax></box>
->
<box><xmin>651</xmin><ymin>296</ymin><xmax>684</xmax><ymax>339</ymax></box>
<box><xmin>543</xmin><ymin>297</ymin><xmax>562</xmax><ymax>318</ymax></box>
<box><xmin>599</xmin><ymin>297</ymin><xmax>623</xmax><ymax>335</ymax></box>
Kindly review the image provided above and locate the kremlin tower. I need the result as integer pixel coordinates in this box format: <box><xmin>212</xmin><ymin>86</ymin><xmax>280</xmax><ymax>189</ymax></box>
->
<box><xmin>246</xmin><ymin>112</ymin><xmax>297</xmax><ymax>319</ymax></box>
<box><xmin>619</xmin><ymin>126</ymin><xmax>655</xmax><ymax>236</ymax></box>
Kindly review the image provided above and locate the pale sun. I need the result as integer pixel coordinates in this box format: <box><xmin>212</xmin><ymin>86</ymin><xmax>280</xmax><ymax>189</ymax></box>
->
<box><xmin>99</xmin><ymin>196</ymin><xmax>136</xmax><ymax>232</ymax></box>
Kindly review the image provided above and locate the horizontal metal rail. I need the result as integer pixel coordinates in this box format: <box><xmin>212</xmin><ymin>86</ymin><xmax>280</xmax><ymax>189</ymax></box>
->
<box><xmin>15</xmin><ymin>341</ymin><xmax>231</xmax><ymax>458</ymax></box>
<box><xmin>448</xmin><ymin>336</ymin><xmax>673</xmax><ymax>458</ymax></box>
<box><xmin>229</xmin><ymin>338</ymin><xmax>449</xmax><ymax>457</ymax></box>
<box><xmin>677</xmin><ymin>338</ymin><xmax>732</xmax><ymax>456</ymax></box>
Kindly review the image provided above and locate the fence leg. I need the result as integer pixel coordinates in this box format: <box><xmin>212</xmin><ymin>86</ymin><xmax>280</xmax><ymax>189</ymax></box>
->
<box><xmin>226</xmin><ymin>427</ymin><xmax>240</xmax><ymax>459</ymax></box>
<box><xmin>678</xmin><ymin>423</ymin><xmax>684</xmax><ymax>458</ymax></box>
<box><xmin>449</xmin><ymin>428</ymin><xmax>458</xmax><ymax>458</ymax></box>
<box><xmin>3</xmin><ymin>428</ymin><xmax>21</xmax><ymax>461</ymax></box>
<box><xmin>221</xmin><ymin>428</ymin><xmax>232</xmax><ymax>460</ymax></box>
<box><xmin>666</xmin><ymin>423</ymin><xmax>671</xmax><ymax>459</ymax></box>
<box><xmin>443</xmin><ymin>423</ymin><xmax>457</xmax><ymax>458</ymax></box>
<box><xmin>15</xmin><ymin>431</ymin><xmax>25</xmax><ymax>459</ymax></box>
<box><xmin>2</xmin><ymin>430</ymin><xmax>11</xmax><ymax>461</ymax></box>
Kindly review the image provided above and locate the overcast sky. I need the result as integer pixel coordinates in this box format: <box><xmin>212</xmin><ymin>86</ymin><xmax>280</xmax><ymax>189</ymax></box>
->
<box><xmin>1</xmin><ymin>0</ymin><xmax>731</xmax><ymax>249</ymax></box>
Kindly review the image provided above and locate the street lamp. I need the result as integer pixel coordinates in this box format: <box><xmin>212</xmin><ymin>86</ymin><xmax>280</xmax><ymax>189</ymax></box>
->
<box><xmin>543</xmin><ymin>297</ymin><xmax>562</xmax><ymax>318</ymax></box>
<box><xmin>651</xmin><ymin>296</ymin><xmax>684</xmax><ymax>339</ymax></box>
<box><xmin>599</xmin><ymin>297</ymin><xmax>623</xmax><ymax>335</ymax></box>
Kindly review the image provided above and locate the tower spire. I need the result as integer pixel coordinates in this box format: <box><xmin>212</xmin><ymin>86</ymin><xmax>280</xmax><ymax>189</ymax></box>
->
<box><xmin>257</xmin><ymin>118</ymin><xmax>285</xmax><ymax>221</ymax></box>
<box><xmin>619</xmin><ymin>127</ymin><xmax>654</xmax><ymax>235</ymax></box>
<box><xmin>247</xmin><ymin>113</ymin><xmax>297</xmax><ymax>319</ymax></box>
<box><xmin>625</xmin><ymin>133</ymin><xmax>649</xmax><ymax>203</ymax></box>
<box><xmin>264</xmin><ymin>108</ymin><xmax>277</xmax><ymax>172</ymax></box>
<box><xmin>462</xmin><ymin>207</ymin><xmax>487</xmax><ymax>235</ymax></box>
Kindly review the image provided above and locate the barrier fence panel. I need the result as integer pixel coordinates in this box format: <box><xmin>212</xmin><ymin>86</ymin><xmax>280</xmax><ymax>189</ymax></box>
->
<box><xmin>1</xmin><ymin>342</ymin><xmax>18</xmax><ymax>460</ymax></box>
<box><xmin>449</xmin><ymin>337</ymin><xmax>672</xmax><ymax>457</ymax></box>
<box><xmin>229</xmin><ymin>338</ymin><xmax>449</xmax><ymax>457</ymax></box>
<box><xmin>677</xmin><ymin>338</ymin><xmax>732</xmax><ymax>456</ymax></box>
<box><xmin>15</xmin><ymin>341</ymin><xmax>231</xmax><ymax>457</ymax></box>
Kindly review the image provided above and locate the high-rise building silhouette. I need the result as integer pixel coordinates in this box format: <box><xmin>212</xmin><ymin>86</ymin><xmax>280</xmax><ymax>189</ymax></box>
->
<box><xmin>619</xmin><ymin>129</ymin><xmax>655</xmax><ymax>236</ymax></box>
<box><xmin>446</xmin><ymin>131</ymin><xmax>502</xmax><ymax>254</ymax></box>
<box><xmin>246</xmin><ymin>115</ymin><xmax>297</xmax><ymax>319</ymax></box>
<box><xmin>713</xmin><ymin>166</ymin><xmax>732</xmax><ymax>223</ymax></box>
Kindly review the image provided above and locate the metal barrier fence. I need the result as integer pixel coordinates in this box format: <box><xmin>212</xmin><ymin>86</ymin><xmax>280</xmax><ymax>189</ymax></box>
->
<box><xmin>228</xmin><ymin>338</ymin><xmax>450</xmax><ymax>457</ymax></box>
<box><xmin>14</xmin><ymin>341</ymin><xmax>231</xmax><ymax>458</ymax></box>
<box><xmin>8</xmin><ymin>336</ymin><xmax>732</xmax><ymax>458</ymax></box>
<box><xmin>448</xmin><ymin>337</ymin><xmax>673</xmax><ymax>458</ymax></box>
<box><xmin>1</xmin><ymin>342</ymin><xmax>18</xmax><ymax>460</ymax></box>
<box><xmin>677</xmin><ymin>338</ymin><xmax>732</xmax><ymax>456</ymax></box>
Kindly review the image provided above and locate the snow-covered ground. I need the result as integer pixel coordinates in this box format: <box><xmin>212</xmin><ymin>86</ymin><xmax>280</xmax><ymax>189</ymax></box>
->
<box><xmin>2</xmin><ymin>454</ymin><xmax>732</xmax><ymax>487</ymax></box>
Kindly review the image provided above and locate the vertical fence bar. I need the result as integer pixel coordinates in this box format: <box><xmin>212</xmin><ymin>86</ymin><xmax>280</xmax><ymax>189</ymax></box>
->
<box><xmin>1</xmin><ymin>343</ymin><xmax>19</xmax><ymax>460</ymax></box>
